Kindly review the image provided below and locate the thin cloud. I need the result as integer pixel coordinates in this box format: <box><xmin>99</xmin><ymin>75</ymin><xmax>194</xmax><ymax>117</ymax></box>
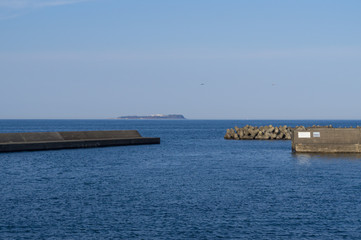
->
<box><xmin>0</xmin><ymin>0</ymin><xmax>93</xmax><ymax>19</ymax></box>
<box><xmin>34</xmin><ymin>0</ymin><xmax>93</xmax><ymax>8</ymax></box>
<box><xmin>0</xmin><ymin>0</ymin><xmax>27</xmax><ymax>8</ymax></box>
<box><xmin>0</xmin><ymin>0</ymin><xmax>91</xmax><ymax>8</ymax></box>
<box><xmin>2</xmin><ymin>47</ymin><xmax>361</xmax><ymax>62</ymax></box>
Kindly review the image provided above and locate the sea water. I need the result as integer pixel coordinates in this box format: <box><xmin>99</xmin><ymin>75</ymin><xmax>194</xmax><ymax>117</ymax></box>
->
<box><xmin>1</xmin><ymin>120</ymin><xmax>361</xmax><ymax>239</ymax></box>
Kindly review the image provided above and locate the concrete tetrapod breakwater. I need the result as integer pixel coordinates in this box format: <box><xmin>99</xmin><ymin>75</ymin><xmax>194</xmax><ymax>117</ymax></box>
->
<box><xmin>224</xmin><ymin>125</ymin><xmax>335</xmax><ymax>140</ymax></box>
<box><xmin>0</xmin><ymin>130</ymin><xmax>160</xmax><ymax>153</ymax></box>
<box><xmin>224</xmin><ymin>125</ymin><xmax>310</xmax><ymax>140</ymax></box>
<box><xmin>225</xmin><ymin>125</ymin><xmax>361</xmax><ymax>153</ymax></box>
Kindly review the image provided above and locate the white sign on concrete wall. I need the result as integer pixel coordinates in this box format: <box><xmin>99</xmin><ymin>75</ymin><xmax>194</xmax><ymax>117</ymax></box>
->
<box><xmin>313</xmin><ymin>132</ymin><xmax>321</xmax><ymax>137</ymax></box>
<box><xmin>298</xmin><ymin>132</ymin><xmax>311</xmax><ymax>138</ymax></box>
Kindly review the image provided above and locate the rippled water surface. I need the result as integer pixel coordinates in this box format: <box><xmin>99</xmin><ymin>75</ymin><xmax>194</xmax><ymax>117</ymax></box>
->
<box><xmin>1</xmin><ymin>120</ymin><xmax>361</xmax><ymax>239</ymax></box>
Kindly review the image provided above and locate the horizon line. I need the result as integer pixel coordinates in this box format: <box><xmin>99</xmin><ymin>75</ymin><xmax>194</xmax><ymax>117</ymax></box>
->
<box><xmin>1</xmin><ymin>118</ymin><xmax>361</xmax><ymax>121</ymax></box>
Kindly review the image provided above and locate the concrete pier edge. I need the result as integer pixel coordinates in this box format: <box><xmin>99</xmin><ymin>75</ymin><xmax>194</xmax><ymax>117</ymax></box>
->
<box><xmin>0</xmin><ymin>130</ymin><xmax>160</xmax><ymax>153</ymax></box>
<box><xmin>292</xmin><ymin>128</ymin><xmax>361</xmax><ymax>153</ymax></box>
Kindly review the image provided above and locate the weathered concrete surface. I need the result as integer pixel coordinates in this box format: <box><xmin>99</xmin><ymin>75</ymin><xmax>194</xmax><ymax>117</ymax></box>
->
<box><xmin>0</xmin><ymin>130</ymin><xmax>160</xmax><ymax>152</ymax></box>
<box><xmin>292</xmin><ymin>128</ymin><xmax>361</xmax><ymax>153</ymax></box>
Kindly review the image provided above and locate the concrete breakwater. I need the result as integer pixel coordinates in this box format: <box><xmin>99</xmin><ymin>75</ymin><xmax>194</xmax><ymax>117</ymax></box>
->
<box><xmin>0</xmin><ymin>130</ymin><xmax>160</xmax><ymax>152</ymax></box>
<box><xmin>292</xmin><ymin>127</ymin><xmax>361</xmax><ymax>153</ymax></box>
<box><xmin>224</xmin><ymin>125</ymin><xmax>333</xmax><ymax>140</ymax></box>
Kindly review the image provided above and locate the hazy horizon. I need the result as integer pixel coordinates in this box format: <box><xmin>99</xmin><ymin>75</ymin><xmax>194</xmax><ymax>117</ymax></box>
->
<box><xmin>2</xmin><ymin>117</ymin><xmax>361</xmax><ymax>120</ymax></box>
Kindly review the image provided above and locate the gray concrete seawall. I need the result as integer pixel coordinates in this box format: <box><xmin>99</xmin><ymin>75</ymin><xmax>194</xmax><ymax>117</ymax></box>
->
<box><xmin>0</xmin><ymin>130</ymin><xmax>160</xmax><ymax>152</ymax></box>
<box><xmin>292</xmin><ymin>128</ymin><xmax>361</xmax><ymax>153</ymax></box>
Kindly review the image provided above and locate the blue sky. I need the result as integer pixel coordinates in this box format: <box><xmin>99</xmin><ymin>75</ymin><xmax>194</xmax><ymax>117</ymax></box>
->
<box><xmin>1</xmin><ymin>0</ymin><xmax>361</xmax><ymax>119</ymax></box>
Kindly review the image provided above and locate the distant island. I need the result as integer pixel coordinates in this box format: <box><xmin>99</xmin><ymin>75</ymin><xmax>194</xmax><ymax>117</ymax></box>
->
<box><xmin>117</xmin><ymin>114</ymin><xmax>186</xmax><ymax>120</ymax></box>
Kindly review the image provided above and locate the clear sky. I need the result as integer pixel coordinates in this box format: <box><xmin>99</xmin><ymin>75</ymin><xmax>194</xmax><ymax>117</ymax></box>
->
<box><xmin>1</xmin><ymin>0</ymin><xmax>361</xmax><ymax>119</ymax></box>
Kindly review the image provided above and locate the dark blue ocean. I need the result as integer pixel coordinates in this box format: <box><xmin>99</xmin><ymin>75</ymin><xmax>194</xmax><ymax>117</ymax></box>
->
<box><xmin>1</xmin><ymin>120</ymin><xmax>361</xmax><ymax>239</ymax></box>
